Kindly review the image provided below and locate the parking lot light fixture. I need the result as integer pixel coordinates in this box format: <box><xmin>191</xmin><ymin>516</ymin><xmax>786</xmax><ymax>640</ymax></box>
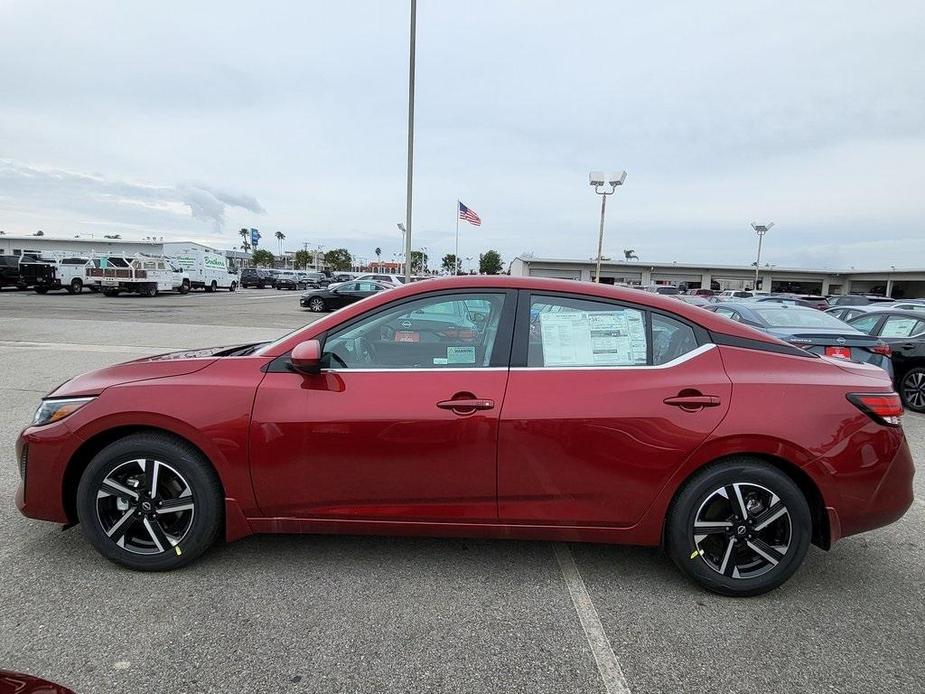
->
<box><xmin>590</xmin><ymin>170</ymin><xmax>627</xmax><ymax>283</ymax></box>
<box><xmin>750</xmin><ymin>222</ymin><xmax>774</xmax><ymax>291</ymax></box>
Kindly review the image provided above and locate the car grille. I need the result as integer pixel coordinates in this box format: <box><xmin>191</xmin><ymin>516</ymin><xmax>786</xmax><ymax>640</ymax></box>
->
<box><xmin>18</xmin><ymin>443</ymin><xmax>28</xmax><ymax>482</ymax></box>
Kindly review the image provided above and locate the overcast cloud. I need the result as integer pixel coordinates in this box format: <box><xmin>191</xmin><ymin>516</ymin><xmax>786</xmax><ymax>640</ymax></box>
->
<box><xmin>1</xmin><ymin>0</ymin><xmax>923</xmax><ymax>269</ymax></box>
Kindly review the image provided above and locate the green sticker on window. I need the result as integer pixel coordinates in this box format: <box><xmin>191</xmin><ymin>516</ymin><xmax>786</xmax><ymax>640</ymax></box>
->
<box><xmin>447</xmin><ymin>346</ymin><xmax>476</xmax><ymax>364</ymax></box>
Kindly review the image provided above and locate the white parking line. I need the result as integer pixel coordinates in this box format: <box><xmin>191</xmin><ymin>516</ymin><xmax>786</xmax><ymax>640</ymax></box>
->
<box><xmin>0</xmin><ymin>340</ymin><xmax>179</xmax><ymax>354</ymax></box>
<box><xmin>554</xmin><ymin>543</ymin><xmax>631</xmax><ymax>694</ymax></box>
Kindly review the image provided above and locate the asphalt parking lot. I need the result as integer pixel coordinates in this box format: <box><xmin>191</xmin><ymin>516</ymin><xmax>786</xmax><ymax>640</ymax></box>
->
<box><xmin>1</xmin><ymin>288</ymin><xmax>923</xmax><ymax>694</ymax></box>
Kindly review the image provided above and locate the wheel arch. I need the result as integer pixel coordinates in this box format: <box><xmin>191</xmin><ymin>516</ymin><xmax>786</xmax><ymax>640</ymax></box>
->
<box><xmin>62</xmin><ymin>425</ymin><xmax>225</xmax><ymax>525</ymax></box>
<box><xmin>663</xmin><ymin>452</ymin><xmax>831</xmax><ymax>550</ymax></box>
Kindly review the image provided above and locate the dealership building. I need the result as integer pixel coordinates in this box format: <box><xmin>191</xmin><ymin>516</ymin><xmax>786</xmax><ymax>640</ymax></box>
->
<box><xmin>510</xmin><ymin>256</ymin><xmax>925</xmax><ymax>298</ymax></box>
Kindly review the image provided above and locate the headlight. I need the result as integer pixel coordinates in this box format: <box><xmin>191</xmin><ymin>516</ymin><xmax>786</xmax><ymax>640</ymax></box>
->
<box><xmin>32</xmin><ymin>397</ymin><xmax>95</xmax><ymax>427</ymax></box>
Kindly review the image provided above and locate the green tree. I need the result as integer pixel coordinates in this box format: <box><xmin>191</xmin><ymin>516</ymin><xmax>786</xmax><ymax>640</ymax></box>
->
<box><xmin>324</xmin><ymin>248</ymin><xmax>353</xmax><ymax>271</ymax></box>
<box><xmin>293</xmin><ymin>250</ymin><xmax>313</xmax><ymax>270</ymax></box>
<box><xmin>252</xmin><ymin>249</ymin><xmax>275</xmax><ymax>267</ymax></box>
<box><xmin>479</xmin><ymin>250</ymin><xmax>503</xmax><ymax>275</ymax></box>
<box><xmin>410</xmin><ymin>250</ymin><xmax>428</xmax><ymax>274</ymax></box>
<box><xmin>441</xmin><ymin>253</ymin><xmax>461</xmax><ymax>274</ymax></box>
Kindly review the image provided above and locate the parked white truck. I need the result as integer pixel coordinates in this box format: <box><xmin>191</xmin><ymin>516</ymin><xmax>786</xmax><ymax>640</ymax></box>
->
<box><xmin>86</xmin><ymin>255</ymin><xmax>191</xmax><ymax>297</ymax></box>
<box><xmin>163</xmin><ymin>243</ymin><xmax>238</xmax><ymax>292</ymax></box>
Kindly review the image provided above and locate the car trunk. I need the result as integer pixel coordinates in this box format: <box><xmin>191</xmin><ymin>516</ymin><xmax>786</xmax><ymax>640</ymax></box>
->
<box><xmin>768</xmin><ymin>328</ymin><xmax>892</xmax><ymax>374</ymax></box>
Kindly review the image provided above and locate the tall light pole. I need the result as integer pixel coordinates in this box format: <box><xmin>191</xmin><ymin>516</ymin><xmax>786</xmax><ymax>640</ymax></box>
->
<box><xmin>750</xmin><ymin>222</ymin><xmax>774</xmax><ymax>291</ymax></box>
<box><xmin>402</xmin><ymin>0</ymin><xmax>416</xmax><ymax>283</ymax></box>
<box><xmin>589</xmin><ymin>170</ymin><xmax>627</xmax><ymax>283</ymax></box>
<box><xmin>397</xmin><ymin>223</ymin><xmax>408</xmax><ymax>277</ymax></box>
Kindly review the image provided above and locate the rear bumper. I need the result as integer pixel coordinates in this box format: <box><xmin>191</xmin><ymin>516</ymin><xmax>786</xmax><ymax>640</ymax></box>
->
<box><xmin>833</xmin><ymin>434</ymin><xmax>915</xmax><ymax>541</ymax></box>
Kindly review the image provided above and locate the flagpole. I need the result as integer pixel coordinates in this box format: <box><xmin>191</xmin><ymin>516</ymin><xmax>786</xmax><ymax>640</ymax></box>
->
<box><xmin>455</xmin><ymin>199</ymin><xmax>459</xmax><ymax>276</ymax></box>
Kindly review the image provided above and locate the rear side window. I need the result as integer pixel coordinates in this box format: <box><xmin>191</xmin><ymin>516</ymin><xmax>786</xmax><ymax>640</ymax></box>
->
<box><xmin>528</xmin><ymin>295</ymin><xmax>647</xmax><ymax>367</ymax></box>
<box><xmin>880</xmin><ymin>316</ymin><xmax>925</xmax><ymax>338</ymax></box>
<box><xmin>651</xmin><ymin>314</ymin><xmax>698</xmax><ymax>365</ymax></box>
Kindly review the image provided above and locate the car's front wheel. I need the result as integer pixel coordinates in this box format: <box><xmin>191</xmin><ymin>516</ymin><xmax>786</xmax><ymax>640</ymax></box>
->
<box><xmin>666</xmin><ymin>458</ymin><xmax>811</xmax><ymax>596</ymax></box>
<box><xmin>900</xmin><ymin>368</ymin><xmax>925</xmax><ymax>412</ymax></box>
<box><xmin>308</xmin><ymin>296</ymin><xmax>326</xmax><ymax>312</ymax></box>
<box><xmin>76</xmin><ymin>433</ymin><xmax>223</xmax><ymax>571</ymax></box>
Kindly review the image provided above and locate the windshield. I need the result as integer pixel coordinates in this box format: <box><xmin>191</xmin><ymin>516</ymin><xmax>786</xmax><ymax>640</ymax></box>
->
<box><xmin>753</xmin><ymin>307</ymin><xmax>853</xmax><ymax>329</ymax></box>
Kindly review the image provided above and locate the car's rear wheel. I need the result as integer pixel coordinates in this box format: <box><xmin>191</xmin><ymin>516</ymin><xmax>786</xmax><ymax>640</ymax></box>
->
<box><xmin>76</xmin><ymin>433</ymin><xmax>223</xmax><ymax>571</ymax></box>
<box><xmin>900</xmin><ymin>368</ymin><xmax>925</xmax><ymax>413</ymax></box>
<box><xmin>308</xmin><ymin>296</ymin><xmax>326</xmax><ymax>312</ymax></box>
<box><xmin>68</xmin><ymin>278</ymin><xmax>83</xmax><ymax>294</ymax></box>
<box><xmin>666</xmin><ymin>458</ymin><xmax>811</xmax><ymax>596</ymax></box>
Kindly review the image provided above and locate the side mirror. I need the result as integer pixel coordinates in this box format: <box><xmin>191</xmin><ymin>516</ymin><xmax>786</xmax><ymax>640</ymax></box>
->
<box><xmin>291</xmin><ymin>340</ymin><xmax>322</xmax><ymax>374</ymax></box>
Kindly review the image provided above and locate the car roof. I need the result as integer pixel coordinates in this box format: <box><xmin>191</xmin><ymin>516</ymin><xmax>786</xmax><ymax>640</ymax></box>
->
<box><xmin>847</xmin><ymin>309</ymin><xmax>925</xmax><ymax>320</ymax></box>
<box><xmin>264</xmin><ymin>276</ymin><xmax>791</xmax><ymax>357</ymax></box>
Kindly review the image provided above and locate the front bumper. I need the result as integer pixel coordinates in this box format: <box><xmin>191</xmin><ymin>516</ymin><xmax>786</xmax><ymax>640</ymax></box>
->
<box><xmin>15</xmin><ymin>421</ymin><xmax>81</xmax><ymax>524</ymax></box>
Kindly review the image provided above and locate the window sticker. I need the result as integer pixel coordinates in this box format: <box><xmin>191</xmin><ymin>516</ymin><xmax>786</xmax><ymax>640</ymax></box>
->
<box><xmin>447</xmin><ymin>345</ymin><xmax>477</xmax><ymax>364</ymax></box>
<box><xmin>539</xmin><ymin>310</ymin><xmax>646</xmax><ymax>366</ymax></box>
<box><xmin>881</xmin><ymin>318</ymin><xmax>921</xmax><ymax>338</ymax></box>
<box><xmin>394</xmin><ymin>331</ymin><xmax>420</xmax><ymax>342</ymax></box>
<box><xmin>433</xmin><ymin>357</ymin><xmax>449</xmax><ymax>365</ymax></box>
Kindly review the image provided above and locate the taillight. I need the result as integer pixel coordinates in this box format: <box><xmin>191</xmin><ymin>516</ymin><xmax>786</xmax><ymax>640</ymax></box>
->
<box><xmin>825</xmin><ymin>346</ymin><xmax>852</xmax><ymax>360</ymax></box>
<box><xmin>847</xmin><ymin>392</ymin><xmax>903</xmax><ymax>426</ymax></box>
<box><xmin>871</xmin><ymin>343</ymin><xmax>892</xmax><ymax>357</ymax></box>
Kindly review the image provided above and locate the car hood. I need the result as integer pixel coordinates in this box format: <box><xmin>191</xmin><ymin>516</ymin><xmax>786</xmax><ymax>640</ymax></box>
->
<box><xmin>48</xmin><ymin>347</ymin><xmax>232</xmax><ymax>398</ymax></box>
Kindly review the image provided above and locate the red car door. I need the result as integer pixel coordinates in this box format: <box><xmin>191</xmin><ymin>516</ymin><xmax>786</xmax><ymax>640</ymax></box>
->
<box><xmin>498</xmin><ymin>291</ymin><xmax>732</xmax><ymax>526</ymax></box>
<box><xmin>250</xmin><ymin>290</ymin><xmax>515</xmax><ymax>521</ymax></box>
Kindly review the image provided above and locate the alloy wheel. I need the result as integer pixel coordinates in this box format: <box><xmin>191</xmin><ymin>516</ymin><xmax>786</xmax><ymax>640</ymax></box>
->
<box><xmin>692</xmin><ymin>482</ymin><xmax>791</xmax><ymax>579</ymax></box>
<box><xmin>902</xmin><ymin>371</ymin><xmax>925</xmax><ymax>410</ymax></box>
<box><xmin>309</xmin><ymin>297</ymin><xmax>325</xmax><ymax>312</ymax></box>
<box><xmin>96</xmin><ymin>459</ymin><xmax>195</xmax><ymax>555</ymax></box>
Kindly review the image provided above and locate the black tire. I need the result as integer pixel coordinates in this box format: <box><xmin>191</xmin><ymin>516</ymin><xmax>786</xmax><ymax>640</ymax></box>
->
<box><xmin>76</xmin><ymin>433</ymin><xmax>223</xmax><ymax>571</ymax></box>
<box><xmin>665</xmin><ymin>458</ymin><xmax>811</xmax><ymax>597</ymax></box>
<box><xmin>68</xmin><ymin>278</ymin><xmax>83</xmax><ymax>294</ymax></box>
<box><xmin>205</xmin><ymin>281</ymin><xmax>217</xmax><ymax>293</ymax></box>
<box><xmin>899</xmin><ymin>368</ymin><xmax>925</xmax><ymax>413</ymax></box>
<box><xmin>308</xmin><ymin>296</ymin><xmax>326</xmax><ymax>312</ymax></box>
<box><xmin>34</xmin><ymin>287</ymin><xmax>49</xmax><ymax>295</ymax></box>
<box><xmin>178</xmin><ymin>280</ymin><xmax>190</xmax><ymax>295</ymax></box>
<box><xmin>229</xmin><ymin>281</ymin><xmax>237</xmax><ymax>292</ymax></box>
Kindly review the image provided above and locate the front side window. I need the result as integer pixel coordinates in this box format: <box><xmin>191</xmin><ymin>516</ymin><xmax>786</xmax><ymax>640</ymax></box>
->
<box><xmin>528</xmin><ymin>295</ymin><xmax>648</xmax><ymax>367</ymax></box>
<box><xmin>322</xmin><ymin>292</ymin><xmax>507</xmax><ymax>369</ymax></box>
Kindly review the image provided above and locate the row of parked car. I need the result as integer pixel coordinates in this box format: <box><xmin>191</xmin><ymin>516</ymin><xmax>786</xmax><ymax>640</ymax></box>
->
<box><xmin>1</xmin><ymin>247</ymin><xmax>239</xmax><ymax>296</ymax></box>
<box><xmin>669</xmin><ymin>292</ymin><xmax>925</xmax><ymax>412</ymax></box>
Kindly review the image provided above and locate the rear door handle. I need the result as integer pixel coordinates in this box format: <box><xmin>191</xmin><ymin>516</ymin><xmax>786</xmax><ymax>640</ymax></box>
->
<box><xmin>663</xmin><ymin>395</ymin><xmax>721</xmax><ymax>408</ymax></box>
<box><xmin>437</xmin><ymin>398</ymin><xmax>495</xmax><ymax>413</ymax></box>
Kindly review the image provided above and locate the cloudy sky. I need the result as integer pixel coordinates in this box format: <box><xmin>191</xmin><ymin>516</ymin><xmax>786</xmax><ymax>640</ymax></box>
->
<box><xmin>1</xmin><ymin>1</ymin><xmax>924</xmax><ymax>269</ymax></box>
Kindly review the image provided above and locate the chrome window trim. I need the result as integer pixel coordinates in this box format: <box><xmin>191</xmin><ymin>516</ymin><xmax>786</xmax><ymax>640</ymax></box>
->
<box><xmin>316</xmin><ymin>344</ymin><xmax>716</xmax><ymax>373</ymax></box>
<box><xmin>511</xmin><ymin>342</ymin><xmax>715</xmax><ymax>371</ymax></box>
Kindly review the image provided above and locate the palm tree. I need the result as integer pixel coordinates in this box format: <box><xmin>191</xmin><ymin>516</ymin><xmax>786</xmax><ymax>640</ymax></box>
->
<box><xmin>275</xmin><ymin>231</ymin><xmax>286</xmax><ymax>266</ymax></box>
<box><xmin>374</xmin><ymin>247</ymin><xmax>382</xmax><ymax>271</ymax></box>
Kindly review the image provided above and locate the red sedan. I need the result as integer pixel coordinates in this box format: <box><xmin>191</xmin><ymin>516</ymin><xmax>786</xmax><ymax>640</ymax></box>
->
<box><xmin>15</xmin><ymin>277</ymin><xmax>914</xmax><ymax>596</ymax></box>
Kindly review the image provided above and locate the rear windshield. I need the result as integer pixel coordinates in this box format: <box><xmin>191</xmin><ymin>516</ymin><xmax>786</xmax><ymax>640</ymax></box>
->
<box><xmin>753</xmin><ymin>307</ymin><xmax>849</xmax><ymax>328</ymax></box>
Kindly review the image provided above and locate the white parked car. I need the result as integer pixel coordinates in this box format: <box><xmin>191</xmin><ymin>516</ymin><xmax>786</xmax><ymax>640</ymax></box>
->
<box><xmin>87</xmin><ymin>255</ymin><xmax>190</xmax><ymax>297</ymax></box>
<box><xmin>166</xmin><ymin>245</ymin><xmax>238</xmax><ymax>292</ymax></box>
<box><xmin>354</xmin><ymin>273</ymin><xmax>406</xmax><ymax>286</ymax></box>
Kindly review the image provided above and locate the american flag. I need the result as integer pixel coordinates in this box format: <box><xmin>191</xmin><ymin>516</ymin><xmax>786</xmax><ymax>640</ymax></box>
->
<box><xmin>458</xmin><ymin>201</ymin><xmax>481</xmax><ymax>226</ymax></box>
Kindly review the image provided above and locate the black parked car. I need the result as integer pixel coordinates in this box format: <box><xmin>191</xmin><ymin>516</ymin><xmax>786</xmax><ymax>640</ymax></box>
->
<box><xmin>707</xmin><ymin>302</ymin><xmax>892</xmax><ymax>372</ymax></box>
<box><xmin>847</xmin><ymin>310</ymin><xmax>925</xmax><ymax>412</ymax></box>
<box><xmin>827</xmin><ymin>294</ymin><xmax>894</xmax><ymax>307</ymax></box>
<box><xmin>0</xmin><ymin>254</ymin><xmax>41</xmax><ymax>289</ymax></box>
<box><xmin>240</xmin><ymin>268</ymin><xmax>275</xmax><ymax>288</ymax></box>
<box><xmin>300</xmin><ymin>280</ymin><xmax>391</xmax><ymax>312</ymax></box>
<box><xmin>753</xmin><ymin>294</ymin><xmax>829</xmax><ymax>310</ymax></box>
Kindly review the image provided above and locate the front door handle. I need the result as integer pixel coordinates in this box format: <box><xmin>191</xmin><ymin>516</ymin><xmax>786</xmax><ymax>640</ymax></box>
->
<box><xmin>663</xmin><ymin>394</ymin><xmax>721</xmax><ymax>408</ymax></box>
<box><xmin>437</xmin><ymin>398</ymin><xmax>495</xmax><ymax>414</ymax></box>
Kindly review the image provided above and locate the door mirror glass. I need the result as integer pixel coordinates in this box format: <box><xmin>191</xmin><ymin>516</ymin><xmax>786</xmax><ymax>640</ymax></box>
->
<box><xmin>291</xmin><ymin>340</ymin><xmax>322</xmax><ymax>374</ymax></box>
